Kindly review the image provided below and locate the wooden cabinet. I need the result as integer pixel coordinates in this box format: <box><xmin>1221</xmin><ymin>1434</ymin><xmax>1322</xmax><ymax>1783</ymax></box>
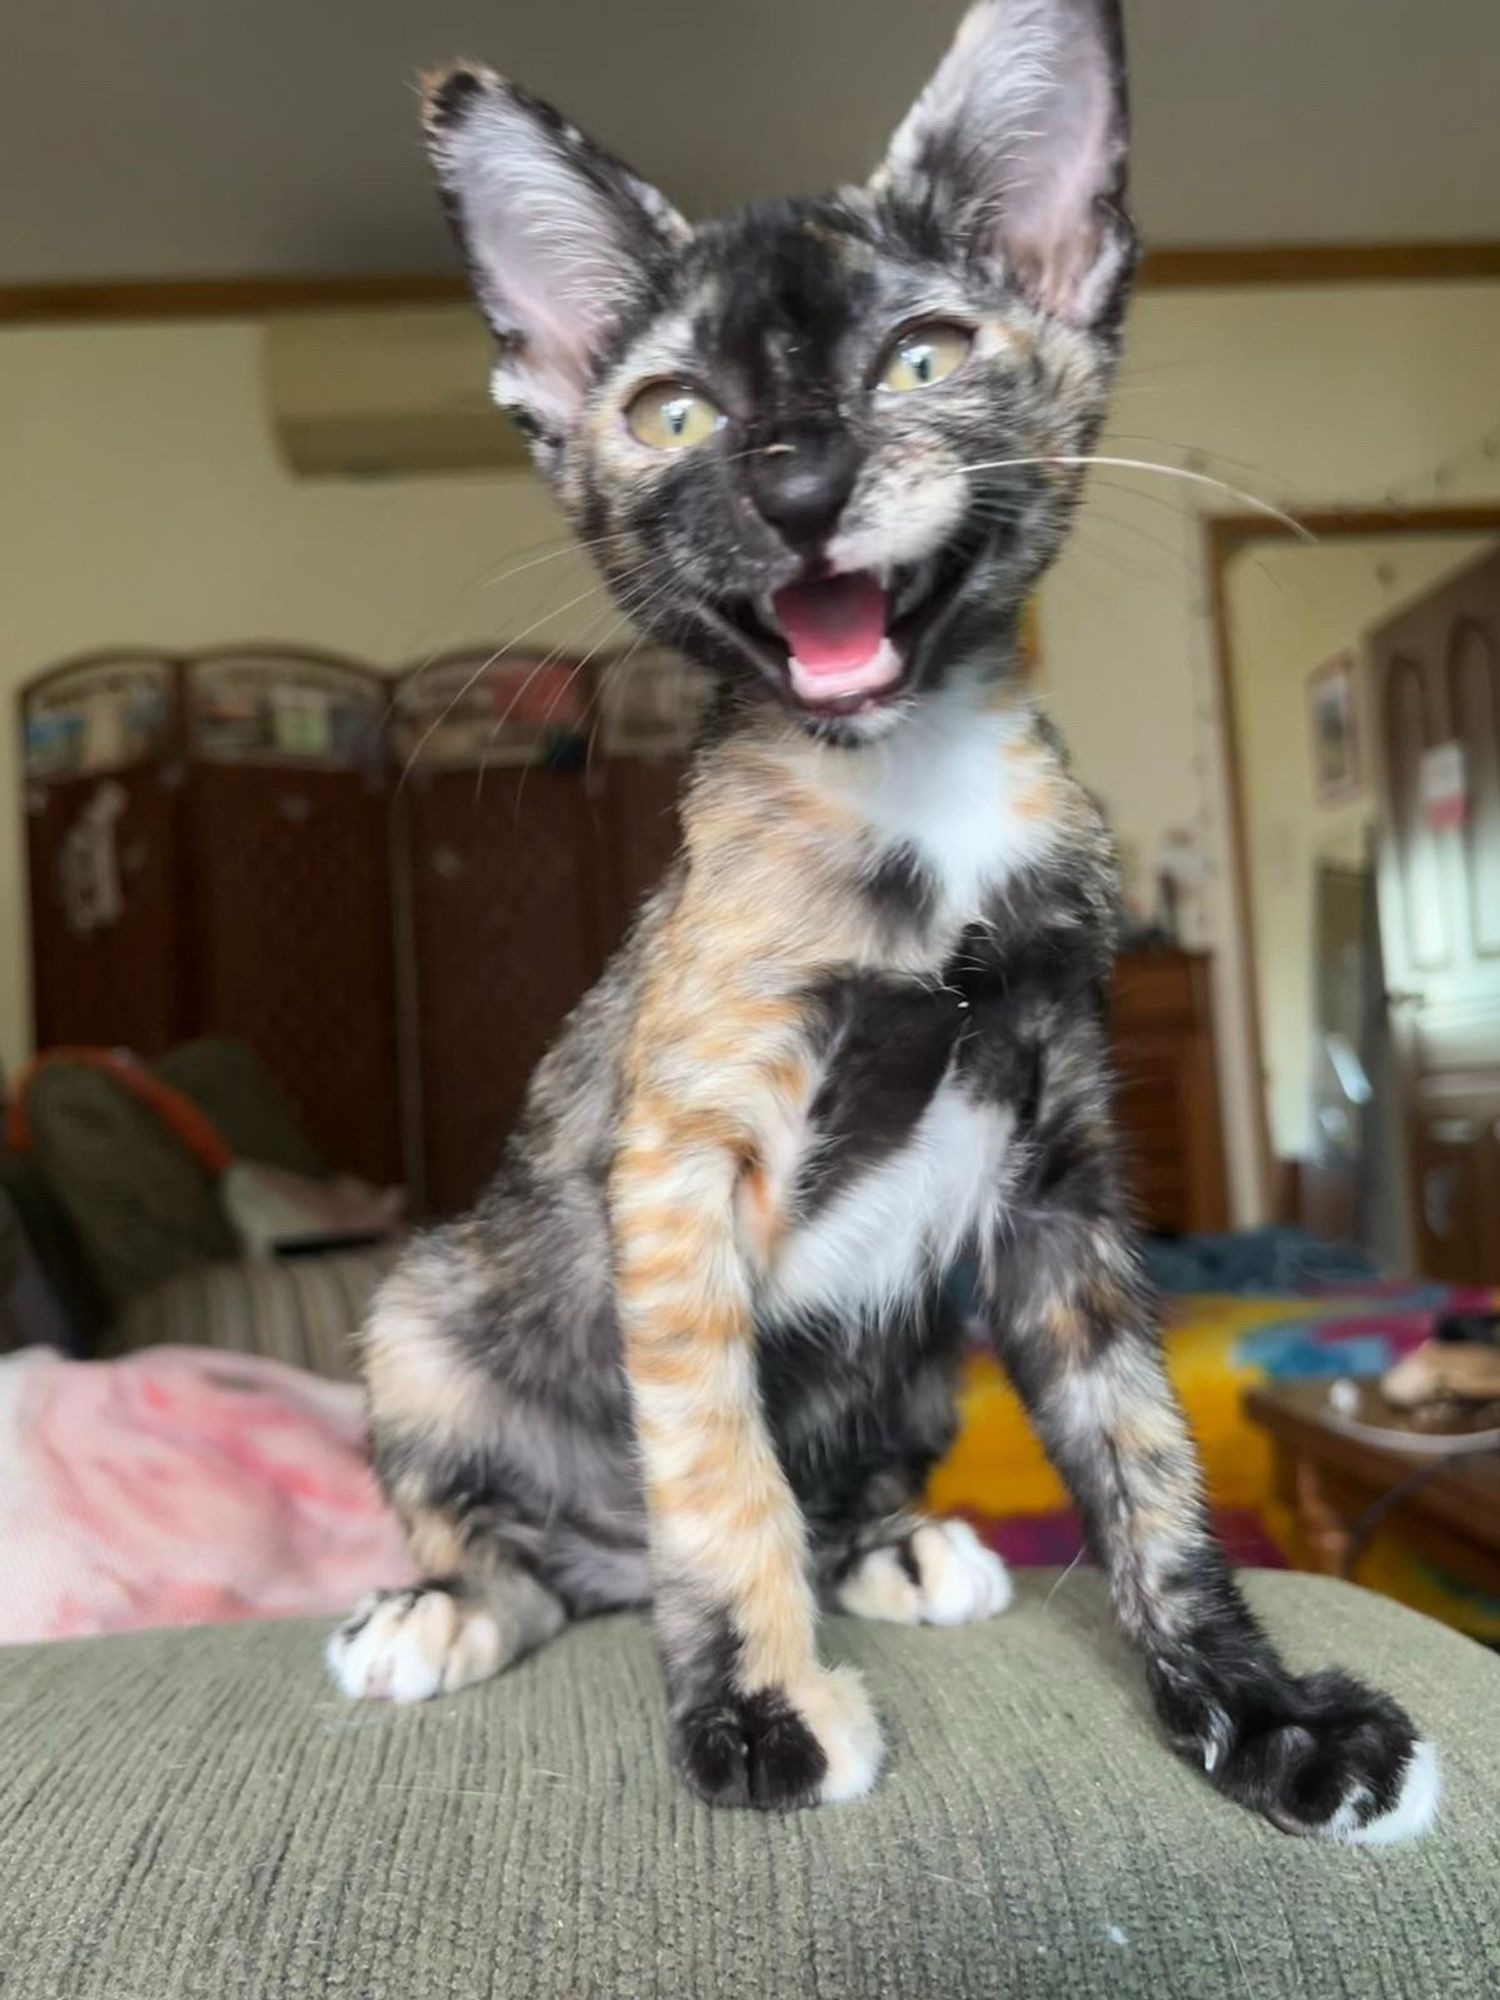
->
<box><xmin>1408</xmin><ymin>1105</ymin><xmax>1500</xmax><ymax>1286</ymax></box>
<box><xmin>1112</xmin><ymin>950</ymin><xmax>1230</xmax><ymax>1235</ymax></box>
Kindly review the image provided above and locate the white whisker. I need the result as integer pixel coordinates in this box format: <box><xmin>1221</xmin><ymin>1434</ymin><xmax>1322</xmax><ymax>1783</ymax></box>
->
<box><xmin>469</xmin><ymin>557</ymin><xmax>667</xmax><ymax>798</ymax></box>
<box><xmin>963</xmin><ymin>454</ymin><xmax>1314</xmax><ymax>541</ymax></box>
<box><xmin>511</xmin><ymin>568</ymin><xmax>686</xmax><ymax>818</ymax></box>
<box><xmin>396</xmin><ymin>573</ymin><xmax>625</xmax><ymax>790</ymax></box>
<box><xmin>1102</xmin><ymin>433</ymin><xmax>1301</xmax><ymax>496</ymax></box>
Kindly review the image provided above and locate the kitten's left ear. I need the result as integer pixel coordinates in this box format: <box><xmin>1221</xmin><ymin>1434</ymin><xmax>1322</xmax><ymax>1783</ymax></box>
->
<box><xmin>423</xmin><ymin>67</ymin><xmax>690</xmax><ymax>441</ymax></box>
<box><xmin>873</xmin><ymin>0</ymin><xmax>1135</xmax><ymax>327</ymax></box>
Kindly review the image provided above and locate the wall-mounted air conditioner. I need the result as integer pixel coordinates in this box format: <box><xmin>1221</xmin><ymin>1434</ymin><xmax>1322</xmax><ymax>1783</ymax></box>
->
<box><xmin>263</xmin><ymin>305</ymin><xmax>530</xmax><ymax>477</ymax></box>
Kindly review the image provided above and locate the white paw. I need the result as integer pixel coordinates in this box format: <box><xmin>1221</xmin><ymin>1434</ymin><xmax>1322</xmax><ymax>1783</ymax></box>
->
<box><xmin>793</xmin><ymin>1664</ymin><xmax>885</xmax><ymax>1804</ymax></box>
<box><xmin>326</xmin><ymin>1587</ymin><xmax>508</xmax><ymax>1703</ymax></box>
<box><xmin>836</xmin><ymin>1519</ymin><xmax>1013</xmax><ymax>1629</ymax></box>
<box><xmin>1335</xmin><ymin>1739</ymin><xmax>1441</xmax><ymax>1847</ymax></box>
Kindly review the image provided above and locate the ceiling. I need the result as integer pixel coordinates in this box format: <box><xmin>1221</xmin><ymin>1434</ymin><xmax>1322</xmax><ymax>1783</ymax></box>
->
<box><xmin>5</xmin><ymin>0</ymin><xmax>1499</xmax><ymax>285</ymax></box>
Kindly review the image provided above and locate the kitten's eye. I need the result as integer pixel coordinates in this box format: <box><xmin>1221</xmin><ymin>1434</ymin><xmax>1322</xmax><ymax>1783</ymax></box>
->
<box><xmin>878</xmin><ymin>322</ymin><xmax>974</xmax><ymax>393</ymax></box>
<box><xmin>624</xmin><ymin>382</ymin><xmax>723</xmax><ymax>450</ymax></box>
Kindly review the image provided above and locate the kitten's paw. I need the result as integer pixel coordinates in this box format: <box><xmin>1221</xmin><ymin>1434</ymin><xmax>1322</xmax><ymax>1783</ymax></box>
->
<box><xmin>837</xmin><ymin>1519</ymin><xmax>1013</xmax><ymax>1627</ymax></box>
<box><xmin>327</xmin><ymin>1585</ymin><xmax>513</xmax><ymax>1703</ymax></box>
<box><xmin>1198</xmin><ymin>1670</ymin><xmax>1438</xmax><ymax>1845</ymax></box>
<box><xmin>673</xmin><ymin>1665</ymin><xmax>882</xmax><ymax>1810</ymax></box>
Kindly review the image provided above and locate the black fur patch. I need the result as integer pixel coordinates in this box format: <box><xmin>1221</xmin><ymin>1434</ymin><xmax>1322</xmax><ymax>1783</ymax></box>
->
<box><xmin>761</xmin><ymin>1294</ymin><xmax>964</xmax><ymax>1547</ymax></box>
<box><xmin>864</xmin><ymin>842</ymin><xmax>937</xmax><ymax>942</ymax></box>
<box><xmin>673</xmin><ymin>1687</ymin><xmax>829</xmax><ymax>1811</ymax></box>
<box><xmin>794</xmin><ymin>972</ymin><xmax>962</xmax><ymax>1217</ymax></box>
<box><xmin>894</xmin><ymin>1538</ymin><xmax>924</xmax><ymax>1590</ymax></box>
<box><xmin>424</xmin><ymin>66</ymin><xmax>486</xmax><ymax>132</ymax></box>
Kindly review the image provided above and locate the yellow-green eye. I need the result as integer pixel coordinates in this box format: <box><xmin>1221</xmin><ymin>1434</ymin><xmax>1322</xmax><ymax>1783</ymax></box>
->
<box><xmin>625</xmin><ymin>381</ymin><xmax>723</xmax><ymax>450</ymax></box>
<box><xmin>878</xmin><ymin>321</ymin><xmax>974</xmax><ymax>393</ymax></box>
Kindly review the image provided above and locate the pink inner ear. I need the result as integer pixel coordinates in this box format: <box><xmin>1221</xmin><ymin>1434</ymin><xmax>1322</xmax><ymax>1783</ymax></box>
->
<box><xmin>1000</xmin><ymin>33</ymin><xmax>1123</xmax><ymax>320</ymax></box>
<box><xmin>434</xmin><ymin>85</ymin><xmax>686</xmax><ymax>430</ymax></box>
<box><xmin>495</xmin><ymin>258</ymin><xmax>606</xmax><ymax>411</ymax></box>
<box><xmin>469</xmin><ymin>168</ymin><xmax>635</xmax><ymax>421</ymax></box>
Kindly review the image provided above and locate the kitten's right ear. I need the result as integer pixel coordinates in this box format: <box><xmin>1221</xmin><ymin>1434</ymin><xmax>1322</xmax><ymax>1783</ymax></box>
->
<box><xmin>423</xmin><ymin>67</ymin><xmax>689</xmax><ymax>442</ymax></box>
<box><xmin>873</xmin><ymin>0</ymin><xmax>1135</xmax><ymax>328</ymax></box>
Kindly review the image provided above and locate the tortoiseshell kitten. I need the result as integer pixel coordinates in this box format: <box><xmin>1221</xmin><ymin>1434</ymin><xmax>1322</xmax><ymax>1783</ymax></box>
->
<box><xmin>331</xmin><ymin>0</ymin><xmax>1437</xmax><ymax>1839</ymax></box>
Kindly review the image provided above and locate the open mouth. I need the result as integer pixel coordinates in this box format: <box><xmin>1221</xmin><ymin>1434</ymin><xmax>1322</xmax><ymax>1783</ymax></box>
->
<box><xmin>717</xmin><ymin>544</ymin><xmax>980</xmax><ymax>716</ymax></box>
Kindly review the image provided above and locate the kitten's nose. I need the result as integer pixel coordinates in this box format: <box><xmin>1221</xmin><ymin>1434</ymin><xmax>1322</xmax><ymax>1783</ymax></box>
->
<box><xmin>746</xmin><ymin>427</ymin><xmax>860</xmax><ymax>552</ymax></box>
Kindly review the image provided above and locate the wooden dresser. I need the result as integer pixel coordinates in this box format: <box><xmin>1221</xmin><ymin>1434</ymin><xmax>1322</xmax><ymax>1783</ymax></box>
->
<box><xmin>1111</xmin><ymin>950</ymin><xmax>1229</xmax><ymax>1235</ymax></box>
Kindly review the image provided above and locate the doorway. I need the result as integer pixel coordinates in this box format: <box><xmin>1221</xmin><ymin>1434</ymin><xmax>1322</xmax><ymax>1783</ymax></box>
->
<box><xmin>1208</xmin><ymin>507</ymin><xmax>1500</xmax><ymax>1280</ymax></box>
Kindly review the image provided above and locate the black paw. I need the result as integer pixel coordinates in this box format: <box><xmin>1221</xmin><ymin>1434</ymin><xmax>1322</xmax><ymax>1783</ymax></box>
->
<box><xmin>672</xmin><ymin>1688</ymin><xmax>828</xmax><ymax>1811</ymax></box>
<box><xmin>1202</xmin><ymin>1669</ymin><xmax>1438</xmax><ymax>1844</ymax></box>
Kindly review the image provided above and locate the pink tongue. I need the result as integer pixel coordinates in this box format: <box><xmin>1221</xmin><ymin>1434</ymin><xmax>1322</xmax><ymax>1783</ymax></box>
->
<box><xmin>771</xmin><ymin>572</ymin><xmax>888</xmax><ymax>676</ymax></box>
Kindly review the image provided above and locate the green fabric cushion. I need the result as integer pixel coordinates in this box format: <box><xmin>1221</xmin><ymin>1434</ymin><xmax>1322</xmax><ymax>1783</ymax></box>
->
<box><xmin>2</xmin><ymin>1572</ymin><xmax>1497</xmax><ymax>1998</ymax></box>
<box><xmin>153</xmin><ymin>1037</ymin><xmax>328</xmax><ymax>1180</ymax></box>
<box><xmin>23</xmin><ymin>1065</ymin><xmax>237</xmax><ymax>1311</ymax></box>
<box><xmin>19</xmin><ymin>1037</ymin><xmax>334</xmax><ymax>1325</ymax></box>
<box><xmin>0</xmin><ymin>1149</ymin><xmax>112</xmax><ymax>1346</ymax></box>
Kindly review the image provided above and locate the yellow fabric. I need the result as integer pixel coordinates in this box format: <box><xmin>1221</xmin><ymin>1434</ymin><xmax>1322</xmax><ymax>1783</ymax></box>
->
<box><xmin>932</xmin><ymin>1293</ymin><xmax>1274</xmax><ymax>1520</ymax></box>
<box><xmin>934</xmin><ymin>1292</ymin><xmax>1500</xmax><ymax>1644</ymax></box>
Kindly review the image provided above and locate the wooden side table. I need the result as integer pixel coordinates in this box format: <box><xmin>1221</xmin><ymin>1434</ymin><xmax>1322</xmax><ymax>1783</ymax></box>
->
<box><xmin>1244</xmin><ymin>1380</ymin><xmax>1500</xmax><ymax>1596</ymax></box>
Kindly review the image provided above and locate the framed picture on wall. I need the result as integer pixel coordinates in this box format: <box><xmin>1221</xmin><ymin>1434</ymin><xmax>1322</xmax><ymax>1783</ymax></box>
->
<box><xmin>1307</xmin><ymin>652</ymin><xmax>1364</xmax><ymax>805</ymax></box>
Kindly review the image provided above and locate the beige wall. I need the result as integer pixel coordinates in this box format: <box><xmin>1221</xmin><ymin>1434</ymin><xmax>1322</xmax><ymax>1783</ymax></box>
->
<box><xmin>1224</xmin><ymin>535</ymin><xmax>1492</xmax><ymax>1162</ymax></box>
<box><xmin>0</xmin><ymin>321</ymin><xmax>594</xmax><ymax>1081</ymax></box>
<box><xmin>4</xmin><ymin>286</ymin><xmax>1500</xmax><ymax>1224</ymax></box>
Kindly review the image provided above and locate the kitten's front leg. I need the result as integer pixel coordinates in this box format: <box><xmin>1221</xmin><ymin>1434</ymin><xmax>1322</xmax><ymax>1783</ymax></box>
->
<box><xmin>979</xmin><ymin>1027</ymin><xmax>1437</xmax><ymax>1843</ymax></box>
<box><xmin>613</xmin><ymin>1073</ymin><xmax>881</xmax><ymax>1810</ymax></box>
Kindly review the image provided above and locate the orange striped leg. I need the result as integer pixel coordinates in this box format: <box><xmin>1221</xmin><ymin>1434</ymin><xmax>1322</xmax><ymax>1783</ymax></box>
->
<box><xmin>612</xmin><ymin>1100</ymin><xmax>882</xmax><ymax>1809</ymax></box>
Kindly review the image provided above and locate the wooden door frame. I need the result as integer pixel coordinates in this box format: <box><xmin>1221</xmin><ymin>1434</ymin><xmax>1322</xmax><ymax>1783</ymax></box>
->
<box><xmin>1203</xmin><ymin>502</ymin><xmax>1500</xmax><ymax>1216</ymax></box>
<box><xmin>5</xmin><ymin>242</ymin><xmax>1500</xmax><ymax>326</ymax></box>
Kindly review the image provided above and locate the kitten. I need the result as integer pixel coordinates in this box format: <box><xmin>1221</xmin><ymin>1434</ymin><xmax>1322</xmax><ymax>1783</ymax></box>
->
<box><xmin>330</xmin><ymin>0</ymin><xmax>1437</xmax><ymax>1839</ymax></box>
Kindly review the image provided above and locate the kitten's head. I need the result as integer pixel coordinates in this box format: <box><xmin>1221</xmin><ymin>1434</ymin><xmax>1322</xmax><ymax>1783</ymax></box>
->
<box><xmin>425</xmin><ymin>0</ymin><xmax>1134</xmax><ymax>739</ymax></box>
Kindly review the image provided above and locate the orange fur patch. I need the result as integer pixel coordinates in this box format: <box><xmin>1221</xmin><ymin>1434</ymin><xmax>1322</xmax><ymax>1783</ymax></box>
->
<box><xmin>404</xmin><ymin>1507</ymin><xmax>466</xmax><ymax>1576</ymax></box>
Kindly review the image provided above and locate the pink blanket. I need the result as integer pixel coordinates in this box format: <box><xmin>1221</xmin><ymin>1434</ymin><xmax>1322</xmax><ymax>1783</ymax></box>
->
<box><xmin>0</xmin><ymin>1346</ymin><xmax>413</xmax><ymax>1644</ymax></box>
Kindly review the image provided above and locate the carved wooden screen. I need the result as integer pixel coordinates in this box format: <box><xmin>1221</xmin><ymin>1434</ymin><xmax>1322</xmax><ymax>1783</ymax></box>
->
<box><xmin>21</xmin><ymin>654</ymin><xmax>186</xmax><ymax>1055</ymax></box>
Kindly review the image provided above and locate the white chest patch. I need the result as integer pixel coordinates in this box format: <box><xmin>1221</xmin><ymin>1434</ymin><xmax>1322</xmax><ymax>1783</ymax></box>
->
<box><xmin>813</xmin><ymin>688</ymin><xmax>1059</xmax><ymax>930</ymax></box>
<box><xmin>764</xmin><ymin>1080</ymin><xmax>1014</xmax><ymax>1323</ymax></box>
